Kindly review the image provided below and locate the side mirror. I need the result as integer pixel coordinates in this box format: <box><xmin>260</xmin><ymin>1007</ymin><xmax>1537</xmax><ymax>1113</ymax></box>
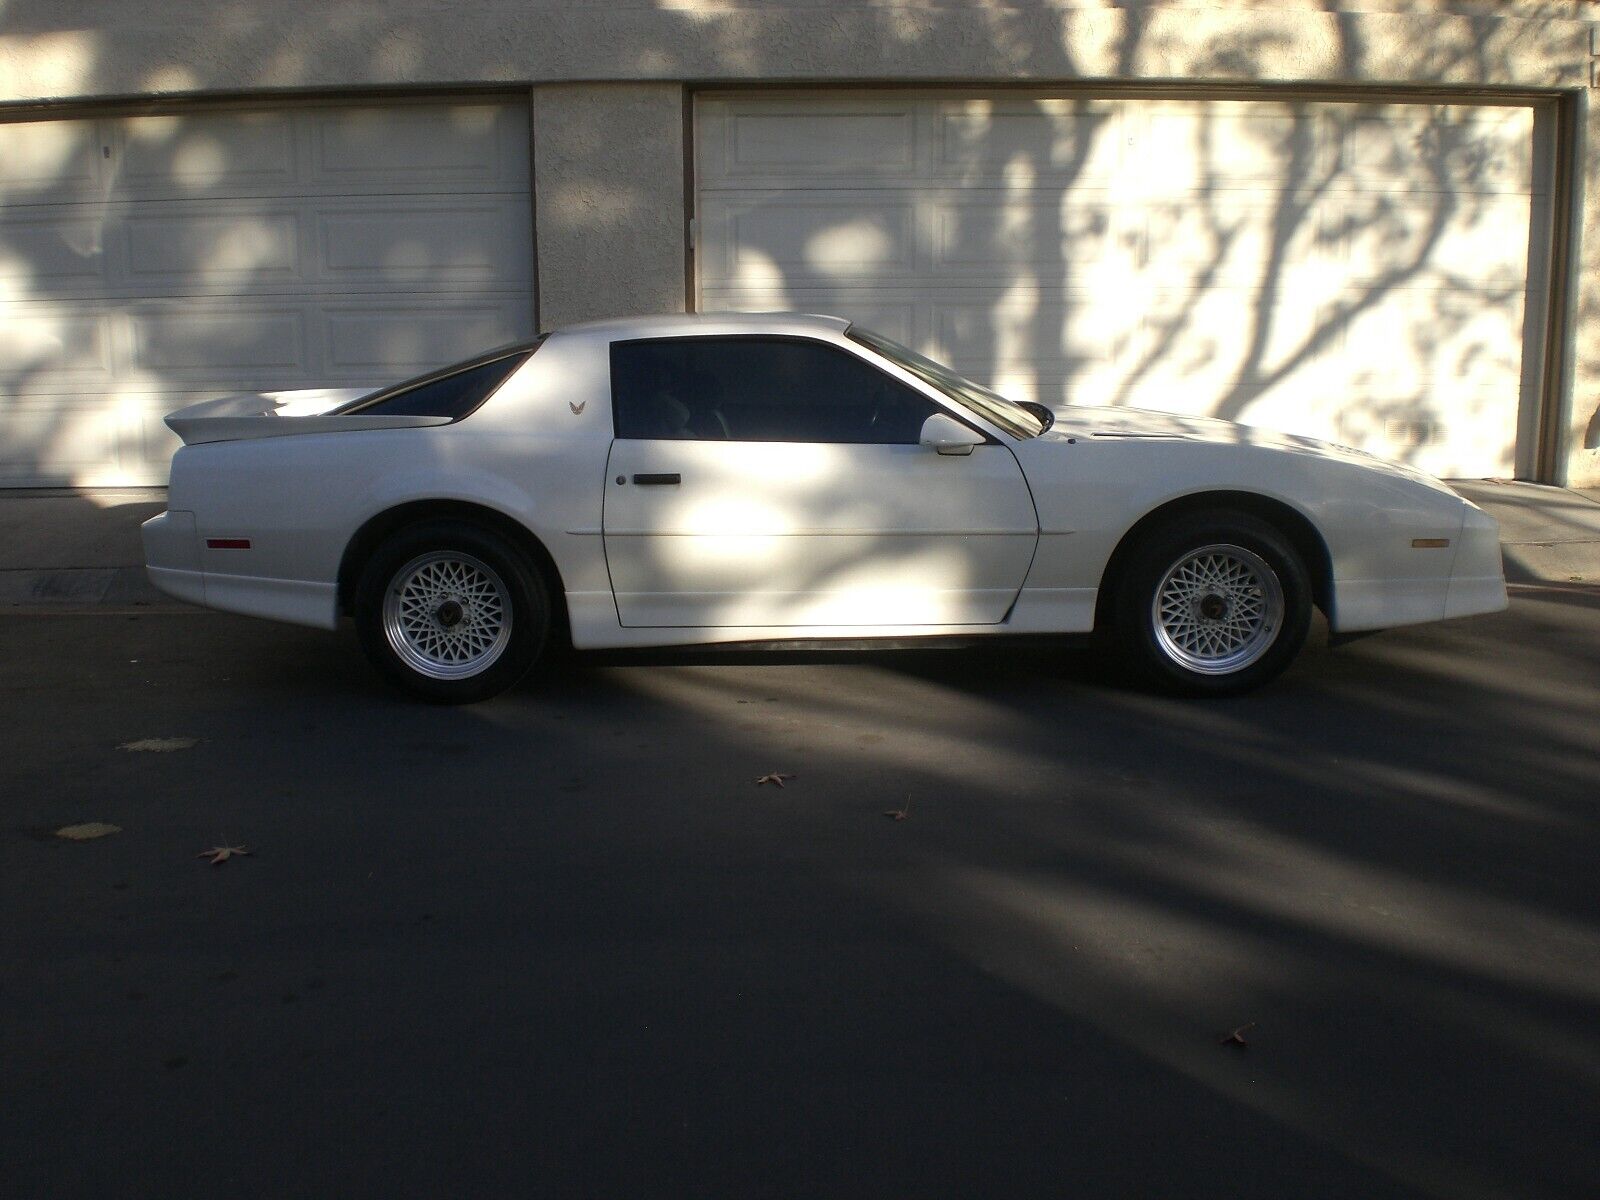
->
<box><xmin>919</xmin><ymin>413</ymin><xmax>984</xmax><ymax>456</ymax></box>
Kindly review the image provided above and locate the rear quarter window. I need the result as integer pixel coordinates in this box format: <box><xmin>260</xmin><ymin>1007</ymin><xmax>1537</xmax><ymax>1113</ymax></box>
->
<box><xmin>335</xmin><ymin>351</ymin><xmax>533</xmax><ymax>421</ymax></box>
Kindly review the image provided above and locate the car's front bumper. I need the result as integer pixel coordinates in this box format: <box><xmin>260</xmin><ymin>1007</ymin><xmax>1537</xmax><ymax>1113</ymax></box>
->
<box><xmin>1331</xmin><ymin>499</ymin><xmax>1508</xmax><ymax>633</ymax></box>
<box><xmin>1444</xmin><ymin>499</ymin><xmax>1509</xmax><ymax>620</ymax></box>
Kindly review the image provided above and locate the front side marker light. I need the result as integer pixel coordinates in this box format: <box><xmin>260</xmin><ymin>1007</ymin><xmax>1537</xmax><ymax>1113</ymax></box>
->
<box><xmin>206</xmin><ymin>538</ymin><xmax>251</xmax><ymax>549</ymax></box>
<box><xmin>1411</xmin><ymin>538</ymin><xmax>1451</xmax><ymax>549</ymax></box>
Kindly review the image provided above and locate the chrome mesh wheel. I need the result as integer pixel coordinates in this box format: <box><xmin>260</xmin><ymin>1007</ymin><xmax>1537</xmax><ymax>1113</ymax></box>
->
<box><xmin>382</xmin><ymin>551</ymin><xmax>512</xmax><ymax>681</ymax></box>
<box><xmin>1151</xmin><ymin>543</ymin><xmax>1284</xmax><ymax>676</ymax></box>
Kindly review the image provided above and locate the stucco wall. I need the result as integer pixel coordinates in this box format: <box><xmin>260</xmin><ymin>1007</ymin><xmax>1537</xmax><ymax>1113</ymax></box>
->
<box><xmin>0</xmin><ymin>2</ymin><xmax>1588</xmax><ymax>95</ymax></box>
<box><xmin>532</xmin><ymin>84</ymin><xmax>686</xmax><ymax>329</ymax></box>
<box><xmin>0</xmin><ymin>0</ymin><xmax>1596</xmax><ymax>481</ymax></box>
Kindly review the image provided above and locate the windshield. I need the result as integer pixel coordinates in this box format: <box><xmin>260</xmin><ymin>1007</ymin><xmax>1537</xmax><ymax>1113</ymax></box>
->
<box><xmin>847</xmin><ymin>327</ymin><xmax>1046</xmax><ymax>439</ymax></box>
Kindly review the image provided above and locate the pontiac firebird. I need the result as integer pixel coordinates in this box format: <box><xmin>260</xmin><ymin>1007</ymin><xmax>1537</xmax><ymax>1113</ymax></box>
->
<box><xmin>142</xmin><ymin>313</ymin><xmax>1507</xmax><ymax>703</ymax></box>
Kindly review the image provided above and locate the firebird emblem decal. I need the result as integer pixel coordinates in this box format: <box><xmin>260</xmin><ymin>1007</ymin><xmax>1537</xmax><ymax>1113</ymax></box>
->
<box><xmin>569</xmin><ymin>400</ymin><xmax>586</xmax><ymax>415</ymax></box>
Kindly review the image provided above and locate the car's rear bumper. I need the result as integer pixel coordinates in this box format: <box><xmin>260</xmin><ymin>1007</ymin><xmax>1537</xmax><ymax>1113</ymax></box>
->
<box><xmin>141</xmin><ymin>511</ymin><xmax>338</xmax><ymax>629</ymax></box>
<box><xmin>141</xmin><ymin>511</ymin><xmax>206</xmax><ymax>607</ymax></box>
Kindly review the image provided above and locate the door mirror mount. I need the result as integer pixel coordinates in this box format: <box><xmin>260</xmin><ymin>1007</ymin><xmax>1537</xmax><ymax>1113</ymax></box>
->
<box><xmin>919</xmin><ymin>413</ymin><xmax>983</xmax><ymax>456</ymax></box>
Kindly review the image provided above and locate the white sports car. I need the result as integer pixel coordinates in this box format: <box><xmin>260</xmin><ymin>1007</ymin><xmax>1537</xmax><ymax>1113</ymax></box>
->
<box><xmin>143</xmin><ymin>313</ymin><xmax>1506</xmax><ymax>703</ymax></box>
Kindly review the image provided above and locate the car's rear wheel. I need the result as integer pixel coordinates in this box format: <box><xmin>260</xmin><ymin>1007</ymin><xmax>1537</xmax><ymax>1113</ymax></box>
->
<box><xmin>1112</xmin><ymin>511</ymin><xmax>1311</xmax><ymax>695</ymax></box>
<box><xmin>355</xmin><ymin>520</ymin><xmax>548</xmax><ymax>703</ymax></box>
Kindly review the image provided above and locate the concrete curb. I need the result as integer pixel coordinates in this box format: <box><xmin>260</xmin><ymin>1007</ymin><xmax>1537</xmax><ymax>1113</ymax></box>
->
<box><xmin>0</xmin><ymin>567</ymin><xmax>179</xmax><ymax>609</ymax></box>
<box><xmin>1500</xmin><ymin>543</ymin><xmax>1596</xmax><ymax>585</ymax></box>
<box><xmin>1451</xmin><ymin>480</ymin><xmax>1600</xmax><ymax>586</ymax></box>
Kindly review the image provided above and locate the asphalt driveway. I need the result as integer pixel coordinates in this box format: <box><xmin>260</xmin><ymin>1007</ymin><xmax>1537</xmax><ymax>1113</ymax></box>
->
<box><xmin>3</xmin><ymin>590</ymin><xmax>1598</xmax><ymax>1198</ymax></box>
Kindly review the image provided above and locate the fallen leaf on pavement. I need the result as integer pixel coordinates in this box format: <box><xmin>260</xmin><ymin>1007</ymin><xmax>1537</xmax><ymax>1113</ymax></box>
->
<box><xmin>56</xmin><ymin>822</ymin><xmax>121</xmax><ymax>840</ymax></box>
<box><xmin>755</xmin><ymin>772</ymin><xmax>795</xmax><ymax>788</ymax></box>
<box><xmin>120</xmin><ymin>737</ymin><xmax>198</xmax><ymax>753</ymax></box>
<box><xmin>1219</xmin><ymin>1022</ymin><xmax>1257</xmax><ymax>1048</ymax></box>
<box><xmin>198</xmin><ymin>845</ymin><xmax>250</xmax><ymax>865</ymax></box>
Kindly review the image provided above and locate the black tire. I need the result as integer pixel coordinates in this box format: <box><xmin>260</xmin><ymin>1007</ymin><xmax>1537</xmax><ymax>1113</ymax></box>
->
<box><xmin>354</xmin><ymin>520</ymin><xmax>549</xmax><ymax>703</ymax></box>
<box><xmin>1111</xmin><ymin>510</ymin><xmax>1311</xmax><ymax>696</ymax></box>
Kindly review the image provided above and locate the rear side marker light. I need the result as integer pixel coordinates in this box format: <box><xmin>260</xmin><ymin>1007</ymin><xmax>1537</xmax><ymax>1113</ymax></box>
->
<box><xmin>1411</xmin><ymin>538</ymin><xmax>1450</xmax><ymax>549</ymax></box>
<box><xmin>206</xmin><ymin>538</ymin><xmax>251</xmax><ymax>550</ymax></box>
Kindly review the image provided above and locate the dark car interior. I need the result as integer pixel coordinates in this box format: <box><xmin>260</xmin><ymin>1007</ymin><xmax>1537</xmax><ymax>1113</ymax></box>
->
<box><xmin>610</xmin><ymin>336</ymin><xmax>941</xmax><ymax>444</ymax></box>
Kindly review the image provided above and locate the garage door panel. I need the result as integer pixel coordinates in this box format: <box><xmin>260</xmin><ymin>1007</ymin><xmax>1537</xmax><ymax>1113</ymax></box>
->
<box><xmin>930</xmin><ymin>194</ymin><xmax>1122</xmax><ymax>274</ymax></box>
<box><xmin>6</xmin><ymin>191</ymin><xmax>533</xmax><ymax>305</ymax></box>
<box><xmin>700</xmin><ymin>195</ymin><xmax>918</xmax><ymax>283</ymax></box>
<box><xmin>1136</xmin><ymin>198</ymin><xmax>1331</xmax><ymax>288</ymax></box>
<box><xmin>137</xmin><ymin>415</ymin><xmax>185</xmax><ymax>476</ymax></box>
<box><xmin>705</xmin><ymin>190</ymin><xmax>1131</xmax><ymax>286</ymax></box>
<box><xmin>0</xmin><ymin>397</ymin><xmax>123</xmax><ymax>485</ymax></box>
<box><xmin>1335</xmin><ymin>105</ymin><xmax>1535</xmax><ymax>194</ymax></box>
<box><xmin>104</xmin><ymin>104</ymin><xmax>530</xmax><ymax>205</ymax></box>
<box><xmin>1331</xmin><ymin>191</ymin><xmax>1532</xmax><ymax>286</ymax></box>
<box><xmin>0</xmin><ymin>210</ymin><xmax>113</xmax><ymax>293</ymax></box>
<box><xmin>932</xmin><ymin>98</ymin><xmax>1124</xmax><ymax>184</ymax></box>
<box><xmin>2</xmin><ymin>391</ymin><xmax>227</xmax><ymax>487</ymax></box>
<box><xmin>0</xmin><ymin>308</ymin><xmax>118</xmax><ymax>391</ymax></box>
<box><xmin>318</xmin><ymin>200</ymin><xmax>530</xmax><ymax>283</ymax></box>
<box><xmin>124</xmin><ymin>297</ymin><xmax>535</xmax><ymax>384</ymax></box>
<box><xmin>945</xmin><ymin>288</ymin><xmax>1327</xmax><ymax>411</ymax></box>
<box><xmin>1339</xmin><ymin>402</ymin><xmax>1514</xmax><ymax>480</ymax></box>
<box><xmin>311</xmin><ymin>105</ymin><xmax>530</xmax><ymax>192</ymax></box>
<box><xmin>933</xmin><ymin>295</ymin><xmax>1122</xmax><ymax>386</ymax></box>
<box><xmin>323</xmin><ymin>299</ymin><xmax>534</xmax><ymax>376</ymax></box>
<box><xmin>698</xmin><ymin>91</ymin><xmax>1546</xmax><ymax>478</ymax></box>
<box><xmin>9</xmin><ymin>193</ymin><xmax>534</xmax><ymax>302</ymax></box>
<box><xmin>125</xmin><ymin>209</ymin><xmax>303</xmax><ymax>285</ymax></box>
<box><xmin>0</xmin><ymin>99</ymin><xmax>534</xmax><ymax>486</ymax></box>
<box><xmin>701</xmin><ymin>96</ymin><xmax>1132</xmax><ymax>189</ymax></box>
<box><xmin>1139</xmin><ymin>102</ymin><xmax>1328</xmax><ymax>191</ymax></box>
<box><xmin>701</xmin><ymin>100</ymin><xmax>919</xmax><ymax>183</ymax></box>
<box><xmin>120</xmin><ymin>111</ymin><xmax>299</xmax><ymax>198</ymax></box>
<box><xmin>1339</xmin><ymin>288</ymin><xmax>1526</xmax><ymax>397</ymax></box>
<box><xmin>0</xmin><ymin>202</ymin><xmax>310</xmax><ymax>302</ymax></box>
<box><xmin>0</xmin><ymin>119</ymin><xmax>109</xmax><ymax>206</ymax></box>
<box><xmin>1121</xmin><ymin>289</ymin><xmax>1336</xmax><ymax>406</ymax></box>
<box><xmin>131</xmin><ymin>306</ymin><xmax>307</xmax><ymax>373</ymax></box>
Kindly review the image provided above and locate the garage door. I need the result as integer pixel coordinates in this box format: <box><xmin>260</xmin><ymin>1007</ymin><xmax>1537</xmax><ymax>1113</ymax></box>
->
<box><xmin>696</xmin><ymin>92</ymin><xmax>1550</xmax><ymax>479</ymax></box>
<box><xmin>0</xmin><ymin>100</ymin><xmax>533</xmax><ymax>486</ymax></box>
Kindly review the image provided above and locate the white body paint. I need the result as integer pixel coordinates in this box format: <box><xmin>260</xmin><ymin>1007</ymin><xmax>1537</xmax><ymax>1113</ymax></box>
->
<box><xmin>143</xmin><ymin>313</ymin><xmax>1507</xmax><ymax>649</ymax></box>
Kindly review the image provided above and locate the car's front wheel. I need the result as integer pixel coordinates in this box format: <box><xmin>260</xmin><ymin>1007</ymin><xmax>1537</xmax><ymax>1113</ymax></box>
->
<box><xmin>1111</xmin><ymin>511</ymin><xmax>1311</xmax><ymax>695</ymax></box>
<box><xmin>355</xmin><ymin>520</ymin><xmax>548</xmax><ymax>703</ymax></box>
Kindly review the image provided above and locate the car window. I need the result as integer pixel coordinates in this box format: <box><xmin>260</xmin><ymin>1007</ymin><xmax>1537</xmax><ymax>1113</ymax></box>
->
<box><xmin>610</xmin><ymin>337</ymin><xmax>941</xmax><ymax>444</ymax></box>
<box><xmin>333</xmin><ymin>349</ymin><xmax>534</xmax><ymax>420</ymax></box>
<box><xmin>848</xmin><ymin>326</ymin><xmax>1045</xmax><ymax>439</ymax></box>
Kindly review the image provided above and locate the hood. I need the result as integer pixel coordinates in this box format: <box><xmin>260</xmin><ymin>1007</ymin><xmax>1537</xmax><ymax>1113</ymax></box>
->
<box><xmin>1039</xmin><ymin>404</ymin><xmax>1459</xmax><ymax>494</ymax></box>
<box><xmin>1046</xmin><ymin>404</ymin><xmax>1322</xmax><ymax>447</ymax></box>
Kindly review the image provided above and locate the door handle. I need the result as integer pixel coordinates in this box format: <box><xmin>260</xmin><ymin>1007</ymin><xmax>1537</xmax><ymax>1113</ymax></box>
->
<box><xmin>633</xmin><ymin>473</ymin><xmax>681</xmax><ymax>486</ymax></box>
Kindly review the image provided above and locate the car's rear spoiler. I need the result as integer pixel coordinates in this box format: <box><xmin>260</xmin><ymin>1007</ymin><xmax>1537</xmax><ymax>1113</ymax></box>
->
<box><xmin>164</xmin><ymin>389</ymin><xmax>453</xmax><ymax>446</ymax></box>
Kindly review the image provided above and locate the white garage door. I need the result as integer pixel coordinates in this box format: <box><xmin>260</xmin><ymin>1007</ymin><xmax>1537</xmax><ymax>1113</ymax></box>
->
<box><xmin>696</xmin><ymin>92</ymin><xmax>1550</xmax><ymax>478</ymax></box>
<box><xmin>0</xmin><ymin>100</ymin><xmax>533</xmax><ymax>486</ymax></box>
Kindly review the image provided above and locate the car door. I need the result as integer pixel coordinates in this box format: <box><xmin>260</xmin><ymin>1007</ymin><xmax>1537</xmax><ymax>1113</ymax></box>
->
<box><xmin>601</xmin><ymin>335</ymin><xmax>1038</xmax><ymax>628</ymax></box>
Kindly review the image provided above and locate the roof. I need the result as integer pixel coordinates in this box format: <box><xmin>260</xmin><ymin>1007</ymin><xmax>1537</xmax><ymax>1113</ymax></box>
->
<box><xmin>557</xmin><ymin>311</ymin><xmax>852</xmax><ymax>338</ymax></box>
